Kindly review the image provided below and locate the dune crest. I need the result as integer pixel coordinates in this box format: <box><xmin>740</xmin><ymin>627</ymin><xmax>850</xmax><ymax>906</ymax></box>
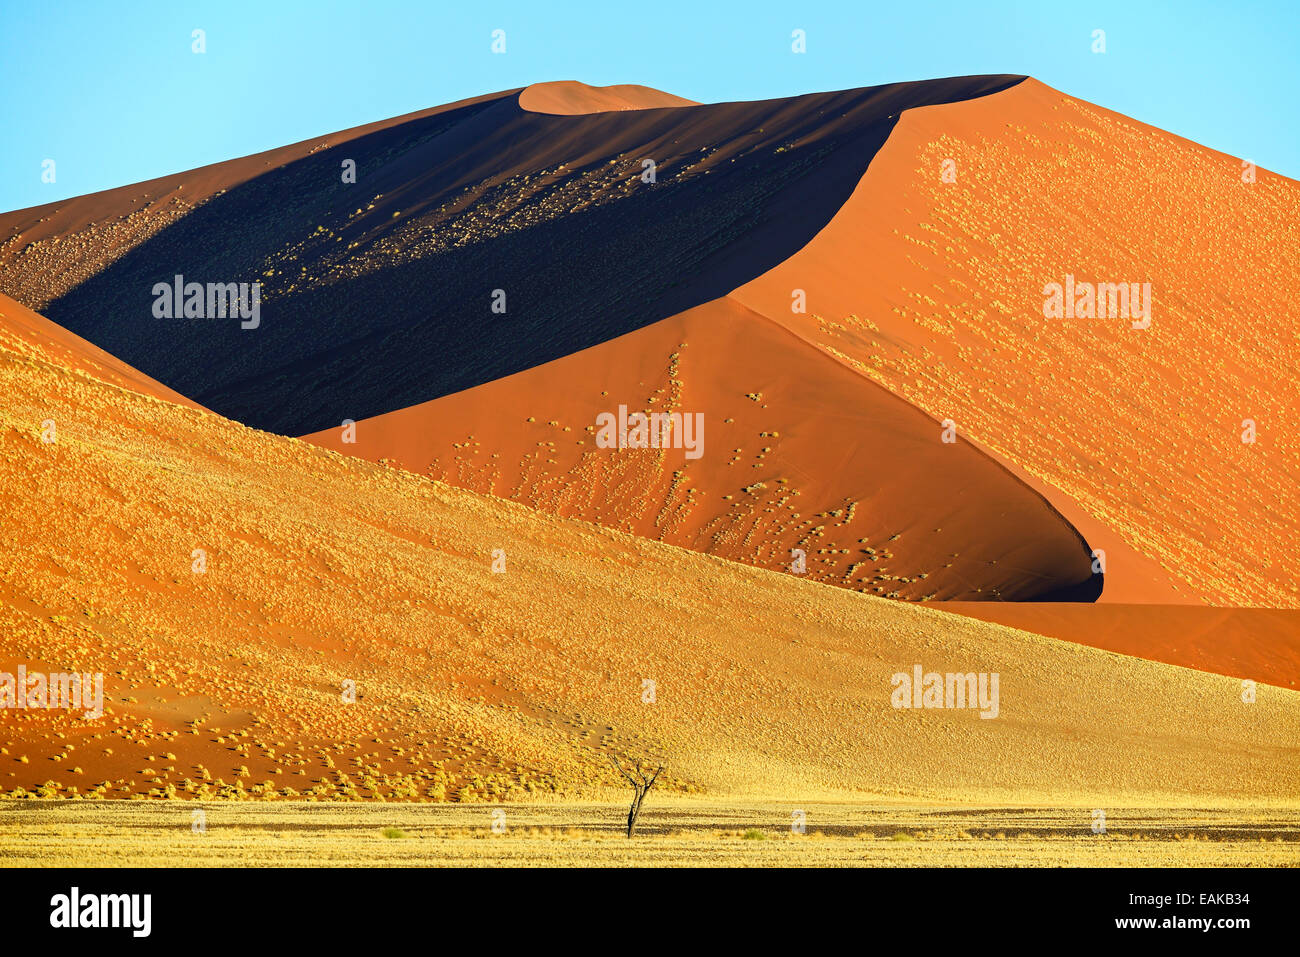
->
<box><xmin>731</xmin><ymin>78</ymin><xmax>1300</xmax><ymax>608</ymax></box>
<box><xmin>0</xmin><ymin>75</ymin><xmax>1023</xmax><ymax>432</ymax></box>
<box><xmin>0</xmin><ymin>294</ymin><xmax>201</xmax><ymax>409</ymax></box>
<box><xmin>519</xmin><ymin>80</ymin><xmax>698</xmax><ymax>114</ymax></box>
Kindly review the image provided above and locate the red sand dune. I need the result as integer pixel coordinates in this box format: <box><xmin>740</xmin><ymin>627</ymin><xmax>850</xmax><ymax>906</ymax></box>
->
<box><xmin>296</xmin><ymin>77</ymin><xmax>1222</xmax><ymax>605</ymax></box>
<box><xmin>519</xmin><ymin>80</ymin><xmax>698</xmax><ymax>114</ymax></box>
<box><xmin>943</xmin><ymin>602</ymin><xmax>1300</xmax><ymax>690</ymax></box>
<box><xmin>0</xmin><ymin>69</ymin><xmax>1295</xmax><ymax>762</ymax></box>
<box><xmin>4</xmin><ymin>73</ymin><xmax>1295</xmax><ymax>654</ymax></box>
<box><xmin>306</xmin><ymin>296</ymin><xmax>1097</xmax><ymax>602</ymax></box>
<box><xmin>731</xmin><ymin>77</ymin><xmax>1300</xmax><ymax>609</ymax></box>
<box><xmin>298</xmin><ymin>76</ymin><xmax>1300</xmax><ymax>689</ymax></box>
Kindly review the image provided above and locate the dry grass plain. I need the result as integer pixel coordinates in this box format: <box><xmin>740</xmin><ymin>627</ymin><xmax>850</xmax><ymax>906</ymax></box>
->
<box><xmin>4</xmin><ymin>798</ymin><xmax>1298</xmax><ymax>867</ymax></box>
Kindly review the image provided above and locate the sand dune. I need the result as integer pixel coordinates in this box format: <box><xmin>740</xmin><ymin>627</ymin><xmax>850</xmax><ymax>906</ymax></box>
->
<box><xmin>0</xmin><ymin>294</ymin><xmax>201</xmax><ymax>409</ymax></box>
<box><xmin>3</xmin><ymin>74</ymin><xmax>1297</xmax><ymax>817</ymax></box>
<box><xmin>276</xmin><ymin>75</ymin><xmax>1206</xmax><ymax>606</ymax></box>
<box><xmin>4</xmin><ymin>78</ymin><xmax>1291</xmax><ymax>610</ymax></box>
<box><xmin>730</xmin><ymin>78</ymin><xmax>1300</xmax><ymax>608</ymax></box>
<box><xmin>1</xmin><ymin>295</ymin><xmax>1297</xmax><ymax>807</ymax></box>
<box><xmin>304</xmin><ymin>296</ymin><xmax>1098</xmax><ymax>601</ymax></box>
<box><xmin>519</xmin><ymin>81</ymin><xmax>698</xmax><ymax>114</ymax></box>
<box><xmin>3</xmin><ymin>75</ymin><xmax>1117</xmax><ymax>603</ymax></box>
<box><xmin>945</xmin><ymin>602</ymin><xmax>1300</xmax><ymax>690</ymax></box>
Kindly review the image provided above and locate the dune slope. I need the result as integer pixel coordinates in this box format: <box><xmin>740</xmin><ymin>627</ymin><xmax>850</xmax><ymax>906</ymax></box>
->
<box><xmin>1</xmin><ymin>293</ymin><xmax>1297</xmax><ymax>806</ymax></box>
<box><xmin>0</xmin><ymin>294</ymin><xmax>201</xmax><ymax>410</ymax></box>
<box><xmin>731</xmin><ymin>77</ymin><xmax>1300</xmax><ymax>608</ymax></box>
<box><xmin>945</xmin><ymin>602</ymin><xmax>1300</xmax><ymax>690</ymax></box>
<box><xmin>305</xmin><ymin>296</ymin><xmax>1099</xmax><ymax>602</ymax></box>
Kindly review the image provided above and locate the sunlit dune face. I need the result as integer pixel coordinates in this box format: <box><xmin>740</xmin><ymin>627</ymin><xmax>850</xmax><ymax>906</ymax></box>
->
<box><xmin>735</xmin><ymin>79</ymin><xmax>1300</xmax><ymax>608</ymax></box>
<box><xmin>518</xmin><ymin>81</ymin><xmax>699</xmax><ymax>114</ymax></box>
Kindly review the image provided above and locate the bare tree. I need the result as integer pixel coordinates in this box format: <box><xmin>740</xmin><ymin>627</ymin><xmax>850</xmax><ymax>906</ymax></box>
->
<box><xmin>608</xmin><ymin>751</ymin><xmax>664</xmax><ymax>837</ymax></box>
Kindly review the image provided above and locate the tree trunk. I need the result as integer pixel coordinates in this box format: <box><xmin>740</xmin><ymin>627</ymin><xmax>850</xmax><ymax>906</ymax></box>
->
<box><xmin>627</xmin><ymin>786</ymin><xmax>647</xmax><ymax>836</ymax></box>
<box><xmin>609</xmin><ymin>755</ymin><xmax>662</xmax><ymax>838</ymax></box>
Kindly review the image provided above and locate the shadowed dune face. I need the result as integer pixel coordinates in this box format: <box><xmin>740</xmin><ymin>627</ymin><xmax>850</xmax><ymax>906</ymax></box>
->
<box><xmin>2</xmin><ymin>299</ymin><xmax>1297</xmax><ymax>806</ymax></box>
<box><xmin>0</xmin><ymin>89</ymin><xmax>519</xmax><ymax>311</ymax></box>
<box><xmin>0</xmin><ymin>294</ymin><xmax>202</xmax><ymax>410</ymax></box>
<box><xmin>0</xmin><ymin>76</ymin><xmax>1023</xmax><ymax>434</ymax></box>
<box><xmin>731</xmin><ymin>78</ymin><xmax>1300</xmax><ymax>608</ymax></box>
<box><xmin>519</xmin><ymin>80</ymin><xmax>699</xmax><ymax>114</ymax></box>
<box><xmin>306</xmin><ymin>297</ymin><xmax>1099</xmax><ymax>602</ymax></box>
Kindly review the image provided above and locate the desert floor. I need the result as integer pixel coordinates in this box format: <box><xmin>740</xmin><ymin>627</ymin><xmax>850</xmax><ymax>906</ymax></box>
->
<box><xmin>4</xmin><ymin>797</ymin><xmax>1298</xmax><ymax>867</ymax></box>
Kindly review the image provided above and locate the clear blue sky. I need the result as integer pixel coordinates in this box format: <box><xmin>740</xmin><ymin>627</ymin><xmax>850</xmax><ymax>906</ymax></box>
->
<box><xmin>3</xmin><ymin>0</ymin><xmax>1297</xmax><ymax>212</ymax></box>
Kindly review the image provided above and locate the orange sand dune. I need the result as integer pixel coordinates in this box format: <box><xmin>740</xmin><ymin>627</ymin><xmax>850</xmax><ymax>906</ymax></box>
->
<box><xmin>306</xmin><ymin>296</ymin><xmax>1098</xmax><ymax>602</ymax></box>
<box><xmin>944</xmin><ymin>602</ymin><xmax>1300</xmax><ymax>690</ymax></box>
<box><xmin>957</xmin><ymin>431</ymin><xmax>1185</xmax><ymax>605</ymax></box>
<box><xmin>278</xmin><ymin>74</ymin><xmax>1288</xmax><ymax>610</ymax></box>
<box><xmin>519</xmin><ymin>80</ymin><xmax>698</xmax><ymax>114</ymax></box>
<box><xmin>2</xmin><ymin>297</ymin><xmax>1297</xmax><ymax>806</ymax></box>
<box><xmin>731</xmin><ymin>77</ymin><xmax>1300</xmax><ymax>608</ymax></box>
